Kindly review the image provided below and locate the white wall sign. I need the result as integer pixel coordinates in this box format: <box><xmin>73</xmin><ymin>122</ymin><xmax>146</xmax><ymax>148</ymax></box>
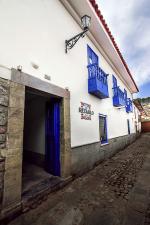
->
<box><xmin>79</xmin><ymin>102</ymin><xmax>94</xmax><ymax>120</ymax></box>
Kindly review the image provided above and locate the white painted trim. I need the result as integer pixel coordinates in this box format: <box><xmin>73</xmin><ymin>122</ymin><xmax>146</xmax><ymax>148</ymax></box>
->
<box><xmin>99</xmin><ymin>114</ymin><xmax>107</xmax><ymax>117</ymax></box>
<box><xmin>116</xmin><ymin>106</ymin><xmax>126</xmax><ymax>109</ymax></box>
<box><xmin>101</xmin><ymin>142</ymin><xmax>109</xmax><ymax>146</ymax></box>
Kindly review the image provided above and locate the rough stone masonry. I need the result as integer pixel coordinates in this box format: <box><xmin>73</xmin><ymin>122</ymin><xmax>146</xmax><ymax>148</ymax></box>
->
<box><xmin>0</xmin><ymin>76</ymin><xmax>25</xmax><ymax>220</ymax></box>
<box><xmin>0</xmin><ymin>77</ymin><xmax>9</xmax><ymax>213</ymax></box>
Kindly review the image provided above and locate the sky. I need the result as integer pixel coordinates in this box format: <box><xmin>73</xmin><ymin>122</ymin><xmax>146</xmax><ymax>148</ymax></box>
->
<box><xmin>97</xmin><ymin>0</ymin><xmax>150</xmax><ymax>98</ymax></box>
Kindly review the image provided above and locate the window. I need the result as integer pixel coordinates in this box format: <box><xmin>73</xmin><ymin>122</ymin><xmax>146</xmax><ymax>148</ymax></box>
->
<box><xmin>127</xmin><ymin>119</ymin><xmax>130</xmax><ymax>134</ymax></box>
<box><xmin>112</xmin><ymin>75</ymin><xmax>117</xmax><ymax>87</ymax></box>
<box><xmin>87</xmin><ymin>45</ymin><xmax>99</xmax><ymax>65</ymax></box>
<box><xmin>87</xmin><ymin>45</ymin><xmax>109</xmax><ymax>99</ymax></box>
<box><xmin>112</xmin><ymin>75</ymin><xmax>118</xmax><ymax>97</ymax></box>
<box><xmin>99</xmin><ymin>114</ymin><xmax>108</xmax><ymax>144</ymax></box>
<box><xmin>124</xmin><ymin>89</ymin><xmax>127</xmax><ymax>102</ymax></box>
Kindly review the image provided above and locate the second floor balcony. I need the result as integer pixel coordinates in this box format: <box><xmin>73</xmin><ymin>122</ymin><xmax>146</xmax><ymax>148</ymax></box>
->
<box><xmin>88</xmin><ymin>63</ymin><xmax>109</xmax><ymax>99</ymax></box>
<box><xmin>126</xmin><ymin>98</ymin><xmax>133</xmax><ymax>113</ymax></box>
<box><xmin>113</xmin><ymin>86</ymin><xmax>126</xmax><ymax>107</ymax></box>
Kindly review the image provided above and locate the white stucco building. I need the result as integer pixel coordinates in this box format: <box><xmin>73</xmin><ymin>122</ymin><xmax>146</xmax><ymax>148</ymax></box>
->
<box><xmin>0</xmin><ymin>0</ymin><xmax>140</xmax><ymax>220</ymax></box>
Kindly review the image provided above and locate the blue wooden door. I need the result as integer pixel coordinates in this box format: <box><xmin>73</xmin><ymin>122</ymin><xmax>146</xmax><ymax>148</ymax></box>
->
<box><xmin>45</xmin><ymin>101</ymin><xmax>60</xmax><ymax>176</ymax></box>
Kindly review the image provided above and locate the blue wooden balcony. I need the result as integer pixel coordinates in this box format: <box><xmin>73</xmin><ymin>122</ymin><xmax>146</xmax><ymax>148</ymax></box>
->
<box><xmin>88</xmin><ymin>63</ymin><xmax>109</xmax><ymax>99</ymax></box>
<box><xmin>113</xmin><ymin>86</ymin><xmax>126</xmax><ymax>106</ymax></box>
<box><xmin>126</xmin><ymin>98</ymin><xmax>133</xmax><ymax>113</ymax></box>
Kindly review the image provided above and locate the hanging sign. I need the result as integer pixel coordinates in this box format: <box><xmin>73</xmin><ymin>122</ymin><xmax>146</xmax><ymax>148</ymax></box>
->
<box><xmin>79</xmin><ymin>102</ymin><xmax>94</xmax><ymax>120</ymax></box>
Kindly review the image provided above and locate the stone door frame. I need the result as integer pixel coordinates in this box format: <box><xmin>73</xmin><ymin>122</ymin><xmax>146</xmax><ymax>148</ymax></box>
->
<box><xmin>1</xmin><ymin>69</ymin><xmax>71</xmax><ymax>219</ymax></box>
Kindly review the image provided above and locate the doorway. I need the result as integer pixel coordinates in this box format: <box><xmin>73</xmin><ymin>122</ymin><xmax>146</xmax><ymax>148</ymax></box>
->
<box><xmin>2</xmin><ymin>70</ymin><xmax>71</xmax><ymax>215</ymax></box>
<box><xmin>22</xmin><ymin>87</ymin><xmax>61</xmax><ymax>193</ymax></box>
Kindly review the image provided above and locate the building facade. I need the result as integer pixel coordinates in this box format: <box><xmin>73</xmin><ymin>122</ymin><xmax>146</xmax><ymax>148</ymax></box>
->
<box><xmin>134</xmin><ymin>99</ymin><xmax>150</xmax><ymax>132</ymax></box>
<box><xmin>133</xmin><ymin>102</ymin><xmax>142</xmax><ymax>133</ymax></box>
<box><xmin>0</xmin><ymin>0</ymin><xmax>140</xmax><ymax>220</ymax></box>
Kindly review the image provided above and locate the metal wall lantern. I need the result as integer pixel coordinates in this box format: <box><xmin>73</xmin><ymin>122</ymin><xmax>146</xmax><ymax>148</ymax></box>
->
<box><xmin>65</xmin><ymin>15</ymin><xmax>91</xmax><ymax>53</ymax></box>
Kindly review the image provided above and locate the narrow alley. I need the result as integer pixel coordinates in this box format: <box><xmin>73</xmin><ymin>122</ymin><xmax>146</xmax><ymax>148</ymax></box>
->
<box><xmin>6</xmin><ymin>133</ymin><xmax>150</xmax><ymax>225</ymax></box>
<box><xmin>0</xmin><ymin>0</ymin><xmax>149</xmax><ymax>224</ymax></box>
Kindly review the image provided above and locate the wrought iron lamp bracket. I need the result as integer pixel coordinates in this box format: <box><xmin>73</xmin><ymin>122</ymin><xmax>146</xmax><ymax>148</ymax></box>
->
<box><xmin>65</xmin><ymin>28</ymin><xmax>88</xmax><ymax>53</ymax></box>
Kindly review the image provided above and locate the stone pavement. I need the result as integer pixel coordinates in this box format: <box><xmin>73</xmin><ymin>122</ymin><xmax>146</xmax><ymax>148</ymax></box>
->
<box><xmin>6</xmin><ymin>133</ymin><xmax>150</xmax><ymax>225</ymax></box>
<box><xmin>123</xmin><ymin>135</ymin><xmax>150</xmax><ymax>225</ymax></box>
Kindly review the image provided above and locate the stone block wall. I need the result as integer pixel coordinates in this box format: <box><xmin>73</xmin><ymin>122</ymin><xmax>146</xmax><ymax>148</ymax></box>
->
<box><xmin>0</xmin><ymin>159</ymin><xmax>5</xmax><ymax>212</ymax></box>
<box><xmin>60</xmin><ymin>97</ymin><xmax>71</xmax><ymax>178</ymax></box>
<box><xmin>0</xmin><ymin>78</ymin><xmax>9</xmax><ymax>214</ymax></box>
<box><xmin>1</xmin><ymin>81</ymin><xmax>25</xmax><ymax>219</ymax></box>
<box><xmin>0</xmin><ymin>78</ymin><xmax>9</xmax><ymax>149</ymax></box>
<box><xmin>0</xmin><ymin>77</ymin><xmax>25</xmax><ymax>221</ymax></box>
<box><xmin>71</xmin><ymin>133</ymin><xmax>140</xmax><ymax>177</ymax></box>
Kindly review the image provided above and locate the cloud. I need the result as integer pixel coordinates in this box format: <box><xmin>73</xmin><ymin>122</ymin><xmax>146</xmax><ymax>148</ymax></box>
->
<box><xmin>97</xmin><ymin>0</ymin><xmax>150</xmax><ymax>87</ymax></box>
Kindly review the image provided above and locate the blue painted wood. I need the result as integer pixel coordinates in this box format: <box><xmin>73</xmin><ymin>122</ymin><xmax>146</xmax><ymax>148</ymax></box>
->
<box><xmin>126</xmin><ymin>98</ymin><xmax>133</xmax><ymax>113</ymax></box>
<box><xmin>88</xmin><ymin>64</ymin><xmax>109</xmax><ymax>99</ymax></box>
<box><xmin>127</xmin><ymin>119</ymin><xmax>130</xmax><ymax>134</ymax></box>
<box><xmin>113</xmin><ymin>86</ymin><xmax>126</xmax><ymax>106</ymax></box>
<box><xmin>87</xmin><ymin>45</ymin><xmax>109</xmax><ymax>99</ymax></box>
<box><xmin>87</xmin><ymin>45</ymin><xmax>99</xmax><ymax>65</ymax></box>
<box><xmin>103</xmin><ymin>116</ymin><xmax>108</xmax><ymax>144</ymax></box>
<box><xmin>112</xmin><ymin>75</ymin><xmax>117</xmax><ymax>87</ymax></box>
<box><xmin>112</xmin><ymin>75</ymin><xmax>126</xmax><ymax>107</ymax></box>
<box><xmin>45</xmin><ymin>101</ymin><xmax>60</xmax><ymax>176</ymax></box>
<box><xmin>124</xmin><ymin>89</ymin><xmax>127</xmax><ymax>103</ymax></box>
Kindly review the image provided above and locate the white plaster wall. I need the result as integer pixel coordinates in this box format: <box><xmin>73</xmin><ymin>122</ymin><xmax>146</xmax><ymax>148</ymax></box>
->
<box><xmin>24</xmin><ymin>96</ymin><xmax>46</xmax><ymax>155</ymax></box>
<box><xmin>133</xmin><ymin>105</ymin><xmax>141</xmax><ymax>132</ymax></box>
<box><xmin>0</xmin><ymin>0</ymin><xmax>137</xmax><ymax>147</ymax></box>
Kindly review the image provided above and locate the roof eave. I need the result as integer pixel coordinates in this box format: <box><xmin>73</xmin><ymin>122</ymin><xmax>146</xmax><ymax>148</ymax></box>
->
<box><xmin>61</xmin><ymin>0</ymin><xmax>139</xmax><ymax>93</ymax></box>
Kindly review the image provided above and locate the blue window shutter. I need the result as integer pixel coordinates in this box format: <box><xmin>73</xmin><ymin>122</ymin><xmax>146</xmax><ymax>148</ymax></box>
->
<box><xmin>87</xmin><ymin>45</ymin><xmax>98</xmax><ymax>65</ymax></box>
<box><xmin>124</xmin><ymin>89</ymin><xmax>127</xmax><ymax>103</ymax></box>
<box><xmin>112</xmin><ymin>75</ymin><xmax>117</xmax><ymax>87</ymax></box>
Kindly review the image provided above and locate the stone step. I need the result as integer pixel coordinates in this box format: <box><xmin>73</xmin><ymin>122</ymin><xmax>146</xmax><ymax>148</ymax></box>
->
<box><xmin>22</xmin><ymin>176</ymin><xmax>72</xmax><ymax>212</ymax></box>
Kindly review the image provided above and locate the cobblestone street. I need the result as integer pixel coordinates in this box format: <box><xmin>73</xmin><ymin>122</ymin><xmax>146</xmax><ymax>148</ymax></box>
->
<box><xmin>7</xmin><ymin>133</ymin><xmax>150</xmax><ymax>225</ymax></box>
